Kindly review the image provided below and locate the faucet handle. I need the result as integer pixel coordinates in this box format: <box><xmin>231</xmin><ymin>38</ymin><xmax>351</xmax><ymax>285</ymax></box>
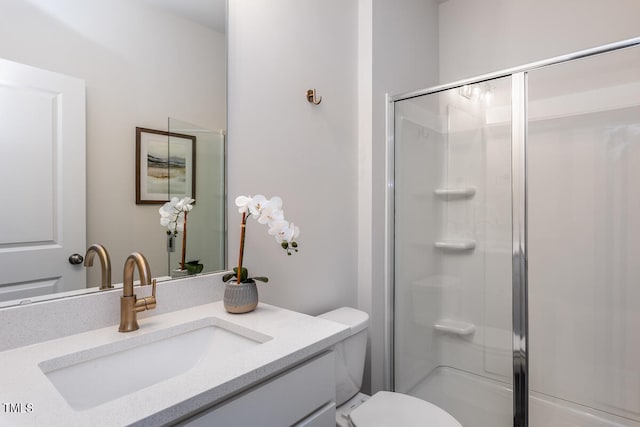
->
<box><xmin>134</xmin><ymin>279</ymin><xmax>157</xmax><ymax>312</ymax></box>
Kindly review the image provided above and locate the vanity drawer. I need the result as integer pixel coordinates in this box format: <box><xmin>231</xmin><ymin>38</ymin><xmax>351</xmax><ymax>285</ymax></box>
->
<box><xmin>294</xmin><ymin>402</ymin><xmax>337</xmax><ymax>427</ymax></box>
<box><xmin>180</xmin><ymin>351</ymin><xmax>335</xmax><ymax>427</ymax></box>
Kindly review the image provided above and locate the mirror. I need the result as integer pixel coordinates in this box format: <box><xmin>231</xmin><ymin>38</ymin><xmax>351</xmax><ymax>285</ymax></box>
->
<box><xmin>0</xmin><ymin>0</ymin><xmax>227</xmax><ymax>307</ymax></box>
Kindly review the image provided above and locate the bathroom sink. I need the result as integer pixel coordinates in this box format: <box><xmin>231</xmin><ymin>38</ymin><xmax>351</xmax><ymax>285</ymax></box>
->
<box><xmin>38</xmin><ymin>317</ymin><xmax>272</xmax><ymax>411</ymax></box>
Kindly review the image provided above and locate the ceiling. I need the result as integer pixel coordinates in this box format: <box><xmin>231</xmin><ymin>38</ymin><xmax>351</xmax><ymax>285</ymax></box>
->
<box><xmin>141</xmin><ymin>0</ymin><xmax>226</xmax><ymax>33</ymax></box>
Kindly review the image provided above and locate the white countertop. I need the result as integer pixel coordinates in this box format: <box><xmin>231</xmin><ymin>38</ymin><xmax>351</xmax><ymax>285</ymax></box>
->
<box><xmin>0</xmin><ymin>301</ymin><xmax>349</xmax><ymax>426</ymax></box>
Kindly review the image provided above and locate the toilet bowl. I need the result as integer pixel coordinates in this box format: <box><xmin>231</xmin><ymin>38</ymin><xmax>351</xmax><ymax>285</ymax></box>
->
<box><xmin>318</xmin><ymin>307</ymin><xmax>461</xmax><ymax>427</ymax></box>
<box><xmin>349</xmin><ymin>391</ymin><xmax>461</xmax><ymax>427</ymax></box>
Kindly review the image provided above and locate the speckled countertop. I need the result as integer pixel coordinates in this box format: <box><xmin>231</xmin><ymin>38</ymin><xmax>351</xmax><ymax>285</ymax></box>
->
<box><xmin>0</xmin><ymin>301</ymin><xmax>349</xmax><ymax>427</ymax></box>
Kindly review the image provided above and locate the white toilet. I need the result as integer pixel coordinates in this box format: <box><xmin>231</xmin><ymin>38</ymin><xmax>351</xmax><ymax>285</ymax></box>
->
<box><xmin>318</xmin><ymin>307</ymin><xmax>462</xmax><ymax>427</ymax></box>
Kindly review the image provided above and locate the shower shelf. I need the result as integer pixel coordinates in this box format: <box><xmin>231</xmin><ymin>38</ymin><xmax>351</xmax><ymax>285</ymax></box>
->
<box><xmin>434</xmin><ymin>319</ymin><xmax>475</xmax><ymax>336</ymax></box>
<box><xmin>434</xmin><ymin>187</ymin><xmax>476</xmax><ymax>198</ymax></box>
<box><xmin>434</xmin><ymin>240</ymin><xmax>476</xmax><ymax>250</ymax></box>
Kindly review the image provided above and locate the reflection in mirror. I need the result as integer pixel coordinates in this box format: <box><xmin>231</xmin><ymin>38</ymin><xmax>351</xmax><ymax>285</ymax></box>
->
<box><xmin>166</xmin><ymin>118</ymin><xmax>226</xmax><ymax>277</ymax></box>
<box><xmin>0</xmin><ymin>0</ymin><xmax>226</xmax><ymax>307</ymax></box>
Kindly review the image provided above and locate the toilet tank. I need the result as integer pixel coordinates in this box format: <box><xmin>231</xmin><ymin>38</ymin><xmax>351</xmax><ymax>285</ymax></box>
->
<box><xmin>318</xmin><ymin>307</ymin><xmax>369</xmax><ymax>406</ymax></box>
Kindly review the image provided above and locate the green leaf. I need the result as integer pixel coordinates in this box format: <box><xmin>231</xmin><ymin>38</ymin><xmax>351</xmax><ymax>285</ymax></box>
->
<box><xmin>231</xmin><ymin>267</ymin><xmax>249</xmax><ymax>281</ymax></box>
<box><xmin>253</xmin><ymin>276</ymin><xmax>269</xmax><ymax>283</ymax></box>
<box><xmin>222</xmin><ymin>273</ymin><xmax>235</xmax><ymax>282</ymax></box>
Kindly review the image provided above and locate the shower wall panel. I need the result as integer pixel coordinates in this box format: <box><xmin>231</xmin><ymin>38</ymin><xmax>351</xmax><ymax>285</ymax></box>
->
<box><xmin>528</xmin><ymin>46</ymin><xmax>640</xmax><ymax>425</ymax></box>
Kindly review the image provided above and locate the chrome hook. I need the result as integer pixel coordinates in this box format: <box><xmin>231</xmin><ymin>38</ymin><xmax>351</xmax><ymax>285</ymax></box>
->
<box><xmin>306</xmin><ymin>89</ymin><xmax>322</xmax><ymax>105</ymax></box>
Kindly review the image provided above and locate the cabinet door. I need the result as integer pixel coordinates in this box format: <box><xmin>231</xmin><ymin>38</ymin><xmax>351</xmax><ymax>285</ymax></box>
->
<box><xmin>294</xmin><ymin>402</ymin><xmax>337</xmax><ymax>427</ymax></box>
<box><xmin>181</xmin><ymin>351</ymin><xmax>335</xmax><ymax>427</ymax></box>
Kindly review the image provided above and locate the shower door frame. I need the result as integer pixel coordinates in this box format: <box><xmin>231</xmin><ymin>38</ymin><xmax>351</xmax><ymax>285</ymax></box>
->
<box><xmin>384</xmin><ymin>36</ymin><xmax>640</xmax><ymax>427</ymax></box>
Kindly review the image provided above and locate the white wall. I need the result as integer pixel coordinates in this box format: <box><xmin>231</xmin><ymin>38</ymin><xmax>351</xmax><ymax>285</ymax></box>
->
<box><xmin>439</xmin><ymin>0</ymin><xmax>640</xmax><ymax>82</ymax></box>
<box><xmin>227</xmin><ymin>0</ymin><xmax>358</xmax><ymax>314</ymax></box>
<box><xmin>227</xmin><ymin>0</ymin><xmax>439</xmax><ymax>392</ymax></box>
<box><xmin>0</xmin><ymin>0</ymin><xmax>225</xmax><ymax>284</ymax></box>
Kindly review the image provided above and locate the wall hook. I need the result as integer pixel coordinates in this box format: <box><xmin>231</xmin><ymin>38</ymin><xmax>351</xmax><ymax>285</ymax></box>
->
<box><xmin>306</xmin><ymin>89</ymin><xmax>322</xmax><ymax>105</ymax></box>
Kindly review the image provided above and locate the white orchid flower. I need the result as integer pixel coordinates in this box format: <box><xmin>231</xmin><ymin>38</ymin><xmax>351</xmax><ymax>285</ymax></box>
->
<box><xmin>159</xmin><ymin>197</ymin><xmax>193</xmax><ymax>234</ymax></box>
<box><xmin>159</xmin><ymin>200</ymin><xmax>177</xmax><ymax>226</ymax></box>
<box><xmin>230</xmin><ymin>194</ymin><xmax>300</xmax><ymax>280</ymax></box>
<box><xmin>267</xmin><ymin>220</ymin><xmax>288</xmax><ymax>238</ymax></box>
<box><xmin>175</xmin><ymin>197</ymin><xmax>194</xmax><ymax>212</ymax></box>
<box><xmin>268</xmin><ymin>220</ymin><xmax>300</xmax><ymax>244</ymax></box>
<box><xmin>160</xmin><ymin>214</ymin><xmax>171</xmax><ymax>227</ymax></box>
<box><xmin>159</xmin><ymin>204</ymin><xmax>172</xmax><ymax>219</ymax></box>
<box><xmin>235</xmin><ymin>195</ymin><xmax>252</xmax><ymax>214</ymax></box>
<box><xmin>247</xmin><ymin>194</ymin><xmax>268</xmax><ymax>217</ymax></box>
<box><xmin>175</xmin><ymin>211</ymin><xmax>186</xmax><ymax>231</ymax></box>
<box><xmin>284</xmin><ymin>222</ymin><xmax>300</xmax><ymax>242</ymax></box>
<box><xmin>258</xmin><ymin>197</ymin><xmax>284</xmax><ymax>224</ymax></box>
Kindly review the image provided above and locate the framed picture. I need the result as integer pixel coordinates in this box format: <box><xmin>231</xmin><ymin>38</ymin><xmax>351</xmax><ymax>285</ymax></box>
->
<box><xmin>136</xmin><ymin>127</ymin><xmax>196</xmax><ymax>204</ymax></box>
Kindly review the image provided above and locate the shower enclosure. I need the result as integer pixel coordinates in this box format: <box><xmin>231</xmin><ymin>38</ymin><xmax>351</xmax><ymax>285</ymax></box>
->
<box><xmin>387</xmin><ymin>38</ymin><xmax>640</xmax><ymax>426</ymax></box>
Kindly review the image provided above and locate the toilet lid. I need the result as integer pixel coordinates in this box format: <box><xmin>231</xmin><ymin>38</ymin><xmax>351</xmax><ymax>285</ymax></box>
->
<box><xmin>349</xmin><ymin>391</ymin><xmax>462</xmax><ymax>427</ymax></box>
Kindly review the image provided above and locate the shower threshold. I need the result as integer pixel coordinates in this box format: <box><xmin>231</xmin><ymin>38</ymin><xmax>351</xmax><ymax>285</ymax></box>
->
<box><xmin>407</xmin><ymin>366</ymin><xmax>638</xmax><ymax>427</ymax></box>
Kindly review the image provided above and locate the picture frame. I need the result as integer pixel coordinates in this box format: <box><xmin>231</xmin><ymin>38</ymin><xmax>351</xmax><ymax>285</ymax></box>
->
<box><xmin>135</xmin><ymin>127</ymin><xmax>196</xmax><ymax>205</ymax></box>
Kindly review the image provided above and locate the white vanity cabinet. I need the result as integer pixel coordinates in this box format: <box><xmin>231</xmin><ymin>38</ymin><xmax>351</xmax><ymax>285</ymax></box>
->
<box><xmin>178</xmin><ymin>351</ymin><xmax>336</xmax><ymax>427</ymax></box>
<box><xmin>0</xmin><ymin>301</ymin><xmax>349</xmax><ymax>426</ymax></box>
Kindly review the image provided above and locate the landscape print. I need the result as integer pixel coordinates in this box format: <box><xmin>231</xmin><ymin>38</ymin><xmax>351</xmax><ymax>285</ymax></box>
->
<box><xmin>146</xmin><ymin>139</ymin><xmax>188</xmax><ymax>195</ymax></box>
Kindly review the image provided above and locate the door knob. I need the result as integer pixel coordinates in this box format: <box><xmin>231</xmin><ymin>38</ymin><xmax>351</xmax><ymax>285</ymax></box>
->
<box><xmin>68</xmin><ymin>253</ymin><xmax>84</xmax><ymax>265</ymax></box>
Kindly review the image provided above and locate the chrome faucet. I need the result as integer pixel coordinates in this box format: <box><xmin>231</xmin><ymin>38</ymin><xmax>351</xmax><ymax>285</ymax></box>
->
<box><xmin>119</xmin><ymin>252</ymin><xmax>157</xmax><ymax>333</ymax></box>
<box><xmin>84</xmin><ymin>244</ymin><xmax>113</xmax><ymax>290</ymax></box>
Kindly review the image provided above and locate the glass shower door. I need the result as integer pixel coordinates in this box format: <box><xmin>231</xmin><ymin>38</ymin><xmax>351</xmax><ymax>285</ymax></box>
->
<box><xmin>527</xmin><ymin>45</ymin><xmax>640</xmax><ymax>427</ymax></box>
<box><xmin>167</xmin><ymin>117</ymin><xmax>226</xmax><ymax>277</ymax></box>
<box><xmin>393</xmin><ymin>76</ymin><xmax>514</xmax><ymax>426</ymax></box>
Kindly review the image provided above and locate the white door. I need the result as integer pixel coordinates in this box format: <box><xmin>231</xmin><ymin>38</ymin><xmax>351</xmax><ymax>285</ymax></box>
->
<box><xmin>0</xmin><ymin>58</ymin><xmax>86</xmax><ymax>303</ymax></box>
